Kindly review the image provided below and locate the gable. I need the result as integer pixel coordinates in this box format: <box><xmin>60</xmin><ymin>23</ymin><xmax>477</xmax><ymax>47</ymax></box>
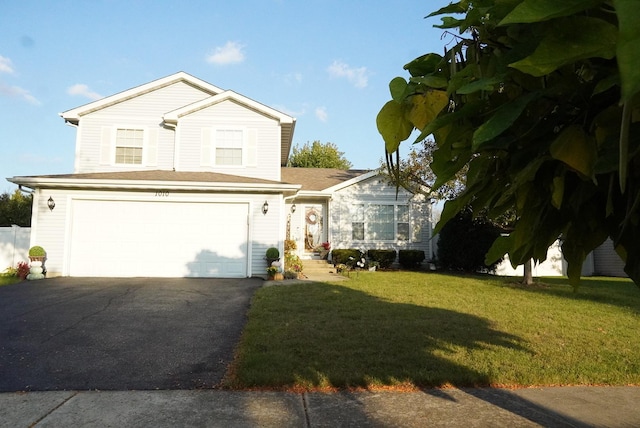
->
<box><xmin>60</xmin><ymin>72</ymin><xmax>222</xmax><ymax>124</ymax></box>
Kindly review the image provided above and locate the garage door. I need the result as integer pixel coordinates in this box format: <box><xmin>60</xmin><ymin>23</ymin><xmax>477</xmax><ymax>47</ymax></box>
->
<box><xmin>69</xmin><ymin>200</ymin><xmax>249</xmax><ymax>277</ymax></box>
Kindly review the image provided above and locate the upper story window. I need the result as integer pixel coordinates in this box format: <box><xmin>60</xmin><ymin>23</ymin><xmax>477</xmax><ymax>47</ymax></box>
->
<box><xmin>215</xmin><ymin>129</ymin><xmax>243</xmax><ymax>165</ymax></box>
<box><xmin>115</xmin><ymin>128</ymin><xmax>144</xmax><ymax>164</ymax></box>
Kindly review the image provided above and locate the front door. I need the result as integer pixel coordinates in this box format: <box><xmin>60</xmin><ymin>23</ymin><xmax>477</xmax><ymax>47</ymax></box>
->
<box><xmin>304</xmin><ymin>204</ymin><xmax>324</xmax><ymax>254</ymax></box>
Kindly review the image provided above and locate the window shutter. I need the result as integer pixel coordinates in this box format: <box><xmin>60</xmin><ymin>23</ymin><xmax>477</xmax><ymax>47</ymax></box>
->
<box><xmin>147</xmin><ymin>128</ymin><xmax>159</xmax><ymax>166</ymax></box>
<box><xmin>201</xmin><ymin>128</ymin><xmax>211</xmax><ymax>166</ymax></box>
<box><xmin>100</xmin><ymin>127</ymin><xmax>112</xmax><ymax>165</ymax></box>
<box><xmin>246</xmin><ymin>129</ymin><xmax>258</xmax><ymax>166</ymax></box>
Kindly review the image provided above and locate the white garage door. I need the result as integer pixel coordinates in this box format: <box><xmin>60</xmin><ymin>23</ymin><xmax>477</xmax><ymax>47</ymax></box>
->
<box><xmin>69</xmin><ymin>200</ymin><xmax>249</xmax><ymax>277</ymax></box>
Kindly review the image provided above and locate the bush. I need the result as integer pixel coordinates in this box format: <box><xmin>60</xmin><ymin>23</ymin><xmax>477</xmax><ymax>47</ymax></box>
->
<box><xmin>265</xmin><ymin>247</ymin><xmax>280</xmax><ymax>259</ymax></box>
<box><xmin>331</xmin><ymin>249</ymin><xmax>362</xmax><ymax>265</ymax></box>
<box><xmin>367</xmin><ymin>249</ymin><xmax>397</xmax><ymax>269</ymax></box>
<box><xmin>28</xmin><ymin>245</ymin><xmax>46</xmax><ymax>257</ymax></box>
<box><xmin>285</xmin><ymin>252</ymin><xmax>303</xmax><ymax>272</ymax></box>
<box><xmin>437</xmin><ymin>208</ymin><xmax>503</xmax><ymax>272</ymax></box>
<box><xmin>399</xmin><ymin>250</ymin><xmax>425</xmax><ymax>269</ymax></box>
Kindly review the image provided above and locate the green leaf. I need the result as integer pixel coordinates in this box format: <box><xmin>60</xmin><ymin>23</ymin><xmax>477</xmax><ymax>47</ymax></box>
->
<box><xmin>407</xmin><ymin>90</ymin><xmax>449</xmax><ymax>131</ymax></box>
<box><xmin>409</xmin><ymin>75</ymin><xmax>448</xmax><ymax>89</ymax></box>
<box><xmin>486</xmin><ymin>235</ymin><xmax>513</xmax><ymax>266</ymax></box>
<box><xmin>509</xmin><ymin>17</ymin><xmax>617</xmax><ymax>77</ymax></box>
<box><xmin>376</xmin><ymin>101</ymin><xmax>413</xmax><ymax>153</ymax></box>
<box><xmin>389</xmin><ymin>77</ymin><xmax>408</xmax><ymax>102</ymax></box>
<box><xmin>551</xmin><ymin>176</ymin><xmax>564</xmax><ymax>209</ymax></box>
<box><xmin>456</xmin><ymin>76</ymin><xmax>504</xmax><ymax>95</ymax></box>
<box><xmin>472</xmin><ymin>92</ymin><xmax>538</xmax><ymax>150</ymax></box>
<box><xmin>614</xmin><ymin>0</ymin><xmax>640</xmax><ymax>101</ymax></box>
<box><xmin>434</xmin><ymin>17</ymin><xmax>465</xmax><ymax>29</ymax></box>
<box><xmin>499</xmin><ymin>0</ymin><xmax>603</xmax><ymax>25</ymax></box>
<box><xmin>404</xmin><ymin>53</ymin><xmax>443</xmax><ymax>77</ymax></box>
<box><xmin>426</xmin><ymin>2</ymin><xmax>466</xmax><ymax>18</ymax></box>
<box><xmin>550</xmin><ymin>125</ymin><xmax>597</xmax><ymax>178</ymax></box>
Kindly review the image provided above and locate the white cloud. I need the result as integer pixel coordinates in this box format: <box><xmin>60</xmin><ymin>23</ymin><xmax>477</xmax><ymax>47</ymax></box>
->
<box><xmin>67</xmin><ymin>83</ymin><xmax>103</xmax><ymax>100</ymax></box>
<box><xmin>315</xmin><ymin>106</ymin><xmax>328</xmax><ymax>122</ymax></box>
<box><xmin>0</xmin><ymin>55</ymin><xmax>14</xmax><ymax>74</ymax></box>
<box><xmin>0</xmin><ymin>82</ymin><xmax>40</xmax><ymax>105</ymax></box>
<box><xmin>206</xmin><ymin>41</ymin><xmax>246</xmax><ymax>65</ymax></box>
<box><xmin>327</xmin><ymin>60</ymin><xmax>369</xmax><ymax>88</ymax></box>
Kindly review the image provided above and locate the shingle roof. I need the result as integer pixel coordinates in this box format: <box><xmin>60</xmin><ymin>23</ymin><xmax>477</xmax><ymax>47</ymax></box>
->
<box><xmin>280</xmin><ymin>167</ymin><xmax>372</xmax><ymax>191</ymax></box>
<box><xmin>13</xmin><ymin>170</ymin><xmax>287</xmax><ymax>186</ymax></box>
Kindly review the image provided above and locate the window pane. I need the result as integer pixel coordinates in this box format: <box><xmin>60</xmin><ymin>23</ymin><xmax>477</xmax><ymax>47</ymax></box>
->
<box><xmin>115</xmin><ymin>128</ymin><xmax>144</xmax><ymax>164</ymax></box>
<box><xmin>115</xmin><ymin>147</ymin><xmax>143</xmax><ymax>164</ymax></box>
<box><xmin>368</xmin><ymin>205</ymin><xmax>394</xmax><ymax>240</ymax></box>
<box><xmin>215</xmin><ymin>129</ymin><xmax>243</xmax><ymax>165</ymax></box>
<box><xmin>397</xmin><ymin>205</ymin><xmax>409</xmax><ymax>241</ymax></box>
<box><xmin>352</xmin><ymin>222</ymin><xmax>364</xmax><ymax>240</ymax></box>
<box><xmin>215</xmin><ymin>148</ymin><xmax>242</xmax><ymax>165</ymax></box>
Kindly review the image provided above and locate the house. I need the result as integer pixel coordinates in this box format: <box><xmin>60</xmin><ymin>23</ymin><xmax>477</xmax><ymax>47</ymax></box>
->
<box><xmin>7</xmin><ymin>72</ymin><xmax>431</xmax><ymax>278</ymax></box>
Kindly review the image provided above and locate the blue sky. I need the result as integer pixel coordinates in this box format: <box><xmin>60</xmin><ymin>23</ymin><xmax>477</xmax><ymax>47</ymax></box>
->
<box><xmin>1</xmin><ymin>0</ymin><xmax>452</xmax><ymax>190</ymax></box>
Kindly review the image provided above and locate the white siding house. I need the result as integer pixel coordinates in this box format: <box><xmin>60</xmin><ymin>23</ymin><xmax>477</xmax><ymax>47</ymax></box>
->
<box><xmin>8</xmin><ymin>72</ymin><xmax>431</xmax><ymax>278</ymax></box>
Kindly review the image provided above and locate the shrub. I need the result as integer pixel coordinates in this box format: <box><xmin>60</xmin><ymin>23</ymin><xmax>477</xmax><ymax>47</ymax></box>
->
<box><xmin>437</xmin><ymin>208</ymin><xmax>503</xmax><ymax>272</ymax></box>
<box><xmin>285</xmin><ymin>252</ymin><xmax>303</xmax><ymax>272</ymax></box>
<box><xmin>28</xmin><ymin>246</ymin><xmax>46</xmax><ymax>257</ymax></box>
<box><xmin>367</xmin><ymin>249</ymin><xmax>397</xmax><ymax>269</ymax></box>
<box><xmin>399</xmin><ymin>250</ymin><xmax>425</xmax><ymax>269</ymax></box>
<box><xmin>283</xmin><ymin>270</ymin><xmax>298</xmax><ymax>279</ymax></box>
<box><xmin>16</xmin><ymin>262</ymin><xmax>29</xmax><ymax>280</ymax></box>
<box><xmin>265</xmin><ymin>247</ymin><xmax>280</xmax><ymax>259</ymax></box>
<box><xmin>331</xmin><ymin>249</ymin><xmax>361</xmax><ymax>265</ymax></box>
<box><xmin>284</xmin><ymin>239</ymin><xmax>297</xmax><ymax>252</ymax></box>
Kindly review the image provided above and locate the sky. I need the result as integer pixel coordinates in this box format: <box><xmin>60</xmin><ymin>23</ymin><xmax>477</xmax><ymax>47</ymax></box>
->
<box><xmin>0</xmin><ymin>0</ymin><xmax>453</xmax><ymax>190</ymax></box>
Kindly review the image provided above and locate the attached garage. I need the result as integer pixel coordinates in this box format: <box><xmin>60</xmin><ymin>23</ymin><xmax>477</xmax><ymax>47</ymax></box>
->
<box><xmin>68</xmin><ymin>199</ymin><xmax>249</xmax><ymax>278</ymax></box>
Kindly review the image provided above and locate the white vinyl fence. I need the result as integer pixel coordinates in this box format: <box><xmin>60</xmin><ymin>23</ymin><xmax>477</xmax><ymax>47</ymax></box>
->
<box><xmin>0</xmin><ymin>226</ymin><xmax>31</xmax><ymax>270</ymax></box>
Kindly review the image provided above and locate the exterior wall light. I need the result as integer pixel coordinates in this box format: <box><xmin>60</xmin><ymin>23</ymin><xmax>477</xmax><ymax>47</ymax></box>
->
<box><xmin>47</xmin><ymin>196</ymin><xmax>55</xmax><ymax>211</ymax></box>
<box><xmin>291</xmin><ymin>204</ymin><xmax>296</xmax><ymax>213</ymax></box>
<box><xmin>262</xmin><ymin>200</ymin><xmax>269</xmax><ymax>215</ymax></box>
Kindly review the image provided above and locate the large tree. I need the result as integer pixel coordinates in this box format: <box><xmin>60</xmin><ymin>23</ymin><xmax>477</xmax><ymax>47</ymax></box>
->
<box><xmin>287</xmin><ymin>141</ymin><xmax>353</xmax><ymax>169</ymax></box>
<box><xmin>0</xmin><ymin>190</ymin><xmax>32</xmax><ymax>227</ymax></box>
<box><xmin>377</xmin><ymin>0</ymin><xmax>640</xmax><ymax>287</ymax></box>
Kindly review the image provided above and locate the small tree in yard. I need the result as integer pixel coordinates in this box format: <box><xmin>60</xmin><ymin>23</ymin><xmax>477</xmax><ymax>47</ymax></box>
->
<box><xmin>0</xmin><ymin>190</ymin><xmax>32</xmax><ymax>227</ymax></box>
<box><xmin>377</xmin><ymin>0</ymin><xmax>640</xmax><ymax>288</ymax></box>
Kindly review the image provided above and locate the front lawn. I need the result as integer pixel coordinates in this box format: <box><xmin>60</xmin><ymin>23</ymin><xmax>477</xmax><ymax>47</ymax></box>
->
<box><xmin>226</xmin><ymin>272</ymin><xmax>640</xmax><ymax>390</ymax></box>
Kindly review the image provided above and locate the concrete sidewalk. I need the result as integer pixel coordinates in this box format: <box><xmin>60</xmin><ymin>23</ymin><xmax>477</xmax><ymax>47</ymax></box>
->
<box><xmin>2</xmin><ymin>386</ymin><xmax>639</xmax><ymax>427</ymax></box>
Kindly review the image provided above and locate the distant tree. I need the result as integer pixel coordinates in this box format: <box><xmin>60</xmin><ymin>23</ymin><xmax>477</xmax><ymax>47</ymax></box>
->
<box><xmin>287</xmin><ymin>141</ymin><xmax>353</xmax><ymax>169</ymax></box>
<box><xmin>0</xmin><ymin>190</ymin><xmax>32</xmax><ymax>227</ymax></box>
<box><xmin>381</xmin><ymin>138</ymin><xmax>466</xmax><ymax>200</ymax></box>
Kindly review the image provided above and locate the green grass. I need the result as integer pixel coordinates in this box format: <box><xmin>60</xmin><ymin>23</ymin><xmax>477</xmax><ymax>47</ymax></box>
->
<box><xmin>226</xmin><ymin>272</ymin><xmax>640</xmax><ymax>391</ymax></box>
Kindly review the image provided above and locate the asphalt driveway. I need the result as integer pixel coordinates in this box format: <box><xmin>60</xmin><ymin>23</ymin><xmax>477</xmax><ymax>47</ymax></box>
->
<box><xmin>0</xmin><ymin>277</ymin><xmax>262</xmax><ymax>392</ymax></box>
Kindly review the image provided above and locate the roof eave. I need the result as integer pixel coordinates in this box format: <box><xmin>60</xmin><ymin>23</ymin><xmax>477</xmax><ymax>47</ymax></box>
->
<box><xmin>8</xmin><ymin>176</ymin><xmax>301</xmax><ymax>194</ymax></box>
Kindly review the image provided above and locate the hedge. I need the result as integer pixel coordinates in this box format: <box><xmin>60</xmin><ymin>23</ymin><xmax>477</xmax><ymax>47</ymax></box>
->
<box><xmin>367</xmin><ymin>249</ymin><xmax>397</xmax><ymax>269</ymax></box>
<box><xmin>398</xmin><ymin>250</ymin><xmax>425</xmax><ymax>269</ymax></box>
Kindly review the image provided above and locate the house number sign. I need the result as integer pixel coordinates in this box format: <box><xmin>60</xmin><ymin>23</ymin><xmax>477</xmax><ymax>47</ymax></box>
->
<box><xmin>155</xmin><ymin>191</ymin><xmax>169</xmax><ymax>197</ymax></box>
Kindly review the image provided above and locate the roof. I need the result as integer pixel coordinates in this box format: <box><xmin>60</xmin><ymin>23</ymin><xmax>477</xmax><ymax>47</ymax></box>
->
<box><xmin>163</xmin><ymin>90</ymin><xmax>296</xmax><ymax>165</ymax></box>
<box><xmin>8</xmin><ymin>170</ymin><xmax>300</xmax><ymax>194</ymax></box>
<box><xmin>280</xmin><ymin>167</ymin><xmax>374</xmax><ymax>192</ymax></box>
<box><xmin>60</xmin><ymin>72</ymin><xmax>223</xmax><ymax>123</ymax></box>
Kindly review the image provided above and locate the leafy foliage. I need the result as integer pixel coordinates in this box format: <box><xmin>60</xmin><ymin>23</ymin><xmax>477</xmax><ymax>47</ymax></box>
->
<box><xmin>367</xmin><ymin>249</ymin><xmax>397</xmax><ymax>269</ymax></box>
<box><xmin>398</xmin><ymin>249</ymin><xmax>426</xmax><ymax>269</ymax></box>
<box><xmin>437</xmin><ymin>208</ymin><xmax>503</xmax><ymax>273</ymax></box>
<box><xmin>377</xmin><ymin>0</ymin><xmax>640</xmax><ymax>287</ymax></box>
<box><xmin>0</xmin><ymin>190</ymin><xmax>32</xmax><ymax>227</ymax></box>
<box><xmin>287</xmin><ymin>141</ymin><xmax>353</xmax><ymax>169</ymax></box>
<box><xmin>379</xmin><ymin>139</ymin><xmax>467</xmax><ymax>200</ymax></box>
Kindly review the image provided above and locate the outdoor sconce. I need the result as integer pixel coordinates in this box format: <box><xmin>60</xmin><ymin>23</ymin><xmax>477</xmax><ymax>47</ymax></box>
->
<box><xmin>47</xmin><ymin>196</ymin><xmax>55</xmax><ymax>211</ymax></box>
<box><xmin>262</xmin><ymin>200</ymin><xmax>269</xmax><ymax>215</ymax></box>
<box><xmin>291</xmin><ymin>204</ymin><xmax>296</xmax><ymax>213</ymax></box>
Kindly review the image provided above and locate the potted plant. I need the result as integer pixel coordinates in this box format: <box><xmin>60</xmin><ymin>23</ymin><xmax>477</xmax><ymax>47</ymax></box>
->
<box><xmin>266</xmin><ymin>265</ymin><xmax>283</xmax><ymax>280</ymax></box>
<box><xmin>27</xmin><ymin>245</ymin><xmax>46</xmax><ymax>280</ymax></box>
<box><xmin>265</xmin><ymin>247</ymin><xmax>280</xmax><ymax>267</ymax></box>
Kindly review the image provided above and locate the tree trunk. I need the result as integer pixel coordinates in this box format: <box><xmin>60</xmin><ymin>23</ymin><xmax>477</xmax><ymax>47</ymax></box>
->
<box><xmin>522</xmin><ymin>259</ymin><xmax>533</xmax><ymax>285</ymax></box>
